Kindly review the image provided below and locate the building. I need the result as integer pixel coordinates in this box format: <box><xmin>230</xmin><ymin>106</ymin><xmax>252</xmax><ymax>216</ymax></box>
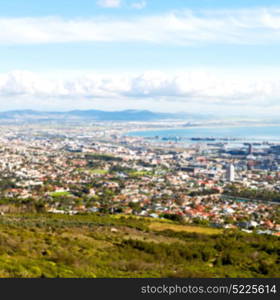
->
<box><xmin>226</xmin><ymin>163</ymin><xmax>235</xmax><ymax>182</ymax></box>
<box><xmin>248</xmin><ymin>144</ymin><xmax>253</xmax><ymax>155</ymax></box>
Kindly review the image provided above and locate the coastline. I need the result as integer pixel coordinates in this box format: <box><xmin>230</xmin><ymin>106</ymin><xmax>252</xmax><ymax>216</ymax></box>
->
<box><xmin>124</xmin><ymin>123</ymin><xmax>280</xmax><ymax>141</ymax></box>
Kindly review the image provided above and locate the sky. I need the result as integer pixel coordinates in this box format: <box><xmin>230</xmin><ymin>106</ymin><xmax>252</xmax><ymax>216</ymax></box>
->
<box><xmin>1</xmin><ymin>0</ymin><xmax>280</xmax><ymax>117</ymax></box>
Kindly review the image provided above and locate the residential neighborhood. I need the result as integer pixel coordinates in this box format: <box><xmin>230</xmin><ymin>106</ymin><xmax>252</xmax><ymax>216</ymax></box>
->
<box><xmin>0</xmin><ymin>123</ymin><xmax>279</xmax><ymax>236</ymax></box>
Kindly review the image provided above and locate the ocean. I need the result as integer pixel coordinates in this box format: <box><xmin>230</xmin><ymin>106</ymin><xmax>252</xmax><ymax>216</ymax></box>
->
<box><xmin>127</xmin><ymin>125</ymin><xmax>280</xmax><ymax>143</ymax></box>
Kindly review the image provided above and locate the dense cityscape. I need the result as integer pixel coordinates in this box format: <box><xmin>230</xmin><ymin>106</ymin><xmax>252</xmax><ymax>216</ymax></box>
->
<box><xmin>0</xmin><ymin>122</ymin><xmax>279</xmax><ymax>237</ymax></box>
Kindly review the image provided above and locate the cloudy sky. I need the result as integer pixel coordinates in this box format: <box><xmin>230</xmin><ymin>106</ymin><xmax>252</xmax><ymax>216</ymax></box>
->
<box><xmin>1</xmin><ymin>0</ymin><xmax>280</xmax><ymax>117</ymax></box>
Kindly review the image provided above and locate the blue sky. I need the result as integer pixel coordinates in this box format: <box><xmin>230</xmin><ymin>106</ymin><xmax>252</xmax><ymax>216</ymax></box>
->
<box><xmin>1</xmin><ymin>0</ymin><xmax>279</xmax><ymax>71</ymax></box>
<box><xmin>0</xmin><ymin>0</ymin><xmax>280</xmax><ymax>117</ymax></box>
<box><xmin>1</xmin><ymin>0</ymin><xmax>279</xmax><ymax>17</ymax></box>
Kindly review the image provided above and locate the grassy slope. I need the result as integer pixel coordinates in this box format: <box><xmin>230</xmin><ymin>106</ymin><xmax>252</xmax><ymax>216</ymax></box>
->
<box><xmin>149</xmin><ymin>222</ymin><xmax>221</xmax><ymax>235</ymax></box>
<box><xmin>0</xmin><ymin>213</ymin><xmax>278</xmax><ymax>278</ymax></box>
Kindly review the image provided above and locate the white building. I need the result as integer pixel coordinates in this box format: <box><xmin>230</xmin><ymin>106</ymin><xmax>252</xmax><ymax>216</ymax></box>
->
<box><xmin>226</xmin><ymin>164</ymin><xmax>235</xmax><ymax>182</ymax></box>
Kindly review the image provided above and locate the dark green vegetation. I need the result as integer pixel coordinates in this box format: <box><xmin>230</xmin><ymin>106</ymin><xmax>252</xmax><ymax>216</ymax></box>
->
<box><xmin>85</xmin><ymin>154</ymin><xmax>122</xmax><ymax>162</ymax></box>
<box><xmin>0</xmin><ymin>213</ymin><xmax>279</xmax><ymax>278</ymax></box>
<box><xmin>224</xmin><ymin>185</ymin><xmax>280</xmax><ymax>203</ymax></box>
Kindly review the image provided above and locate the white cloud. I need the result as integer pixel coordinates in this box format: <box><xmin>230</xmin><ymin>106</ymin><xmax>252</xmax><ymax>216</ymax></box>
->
<box><xmin>97</xmin><ymin>0</ymin><xmax>122</xmax><ymax>8</ymax></box>
<box><xmin>131</xmin><ymin>1</ymin><xmax>146</xmax><ymax>9</ymax></box>
<box><xmin>1</xmin><ymin>8</ymin><xmax>280</xmax><ymax>45</ymax></box>
<box><xmin>1</xmin><ymin>69</ymin><xmax>280</xmax><ymax>115</ymax></box>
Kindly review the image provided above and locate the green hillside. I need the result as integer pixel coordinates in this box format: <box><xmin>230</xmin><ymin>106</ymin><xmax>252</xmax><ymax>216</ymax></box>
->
<box><xmin>0</xmin><ymin>213</ymin><xmax>278</xmax><ymax>278</ymax></box>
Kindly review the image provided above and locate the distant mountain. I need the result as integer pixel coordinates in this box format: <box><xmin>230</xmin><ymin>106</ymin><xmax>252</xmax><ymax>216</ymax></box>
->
<box><xmin>0</xmin><ymin>109</ymin><xmax>192</xmax><ymax>122</ymax></box>
<box><xmin>67</xmin><ymin>109</ymin><xmax>185</xmax><ymax>121</ymax></box>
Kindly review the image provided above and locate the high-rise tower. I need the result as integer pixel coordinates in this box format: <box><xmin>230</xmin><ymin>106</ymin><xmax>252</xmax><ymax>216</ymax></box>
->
<box><xmin>226</xmin><ymin>163</ymin><xmax>235</xmax><ymax>182</ymax></box>
<box><xmin>248</xmin><ymin>144</ymin><xmax>253</xmax><ymax>155</ymax></box>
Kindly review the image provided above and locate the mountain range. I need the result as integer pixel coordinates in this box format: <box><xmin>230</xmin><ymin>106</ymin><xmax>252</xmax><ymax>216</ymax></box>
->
<box><xmin>0</xmin><ymin>109</ymin><xmax>194</xmax><ymax>122</ymax></box>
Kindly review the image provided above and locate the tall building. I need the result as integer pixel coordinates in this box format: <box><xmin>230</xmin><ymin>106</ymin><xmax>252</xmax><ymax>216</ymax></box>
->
<box><xmin>248</xmin><ymin>144</ymin><xmax>253</xmax><ymax>155</ymax></box>
<box><xmin>226</xmin><ymin>163</ymin><xmax>235</xmax><ymax>182</ymax></box>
